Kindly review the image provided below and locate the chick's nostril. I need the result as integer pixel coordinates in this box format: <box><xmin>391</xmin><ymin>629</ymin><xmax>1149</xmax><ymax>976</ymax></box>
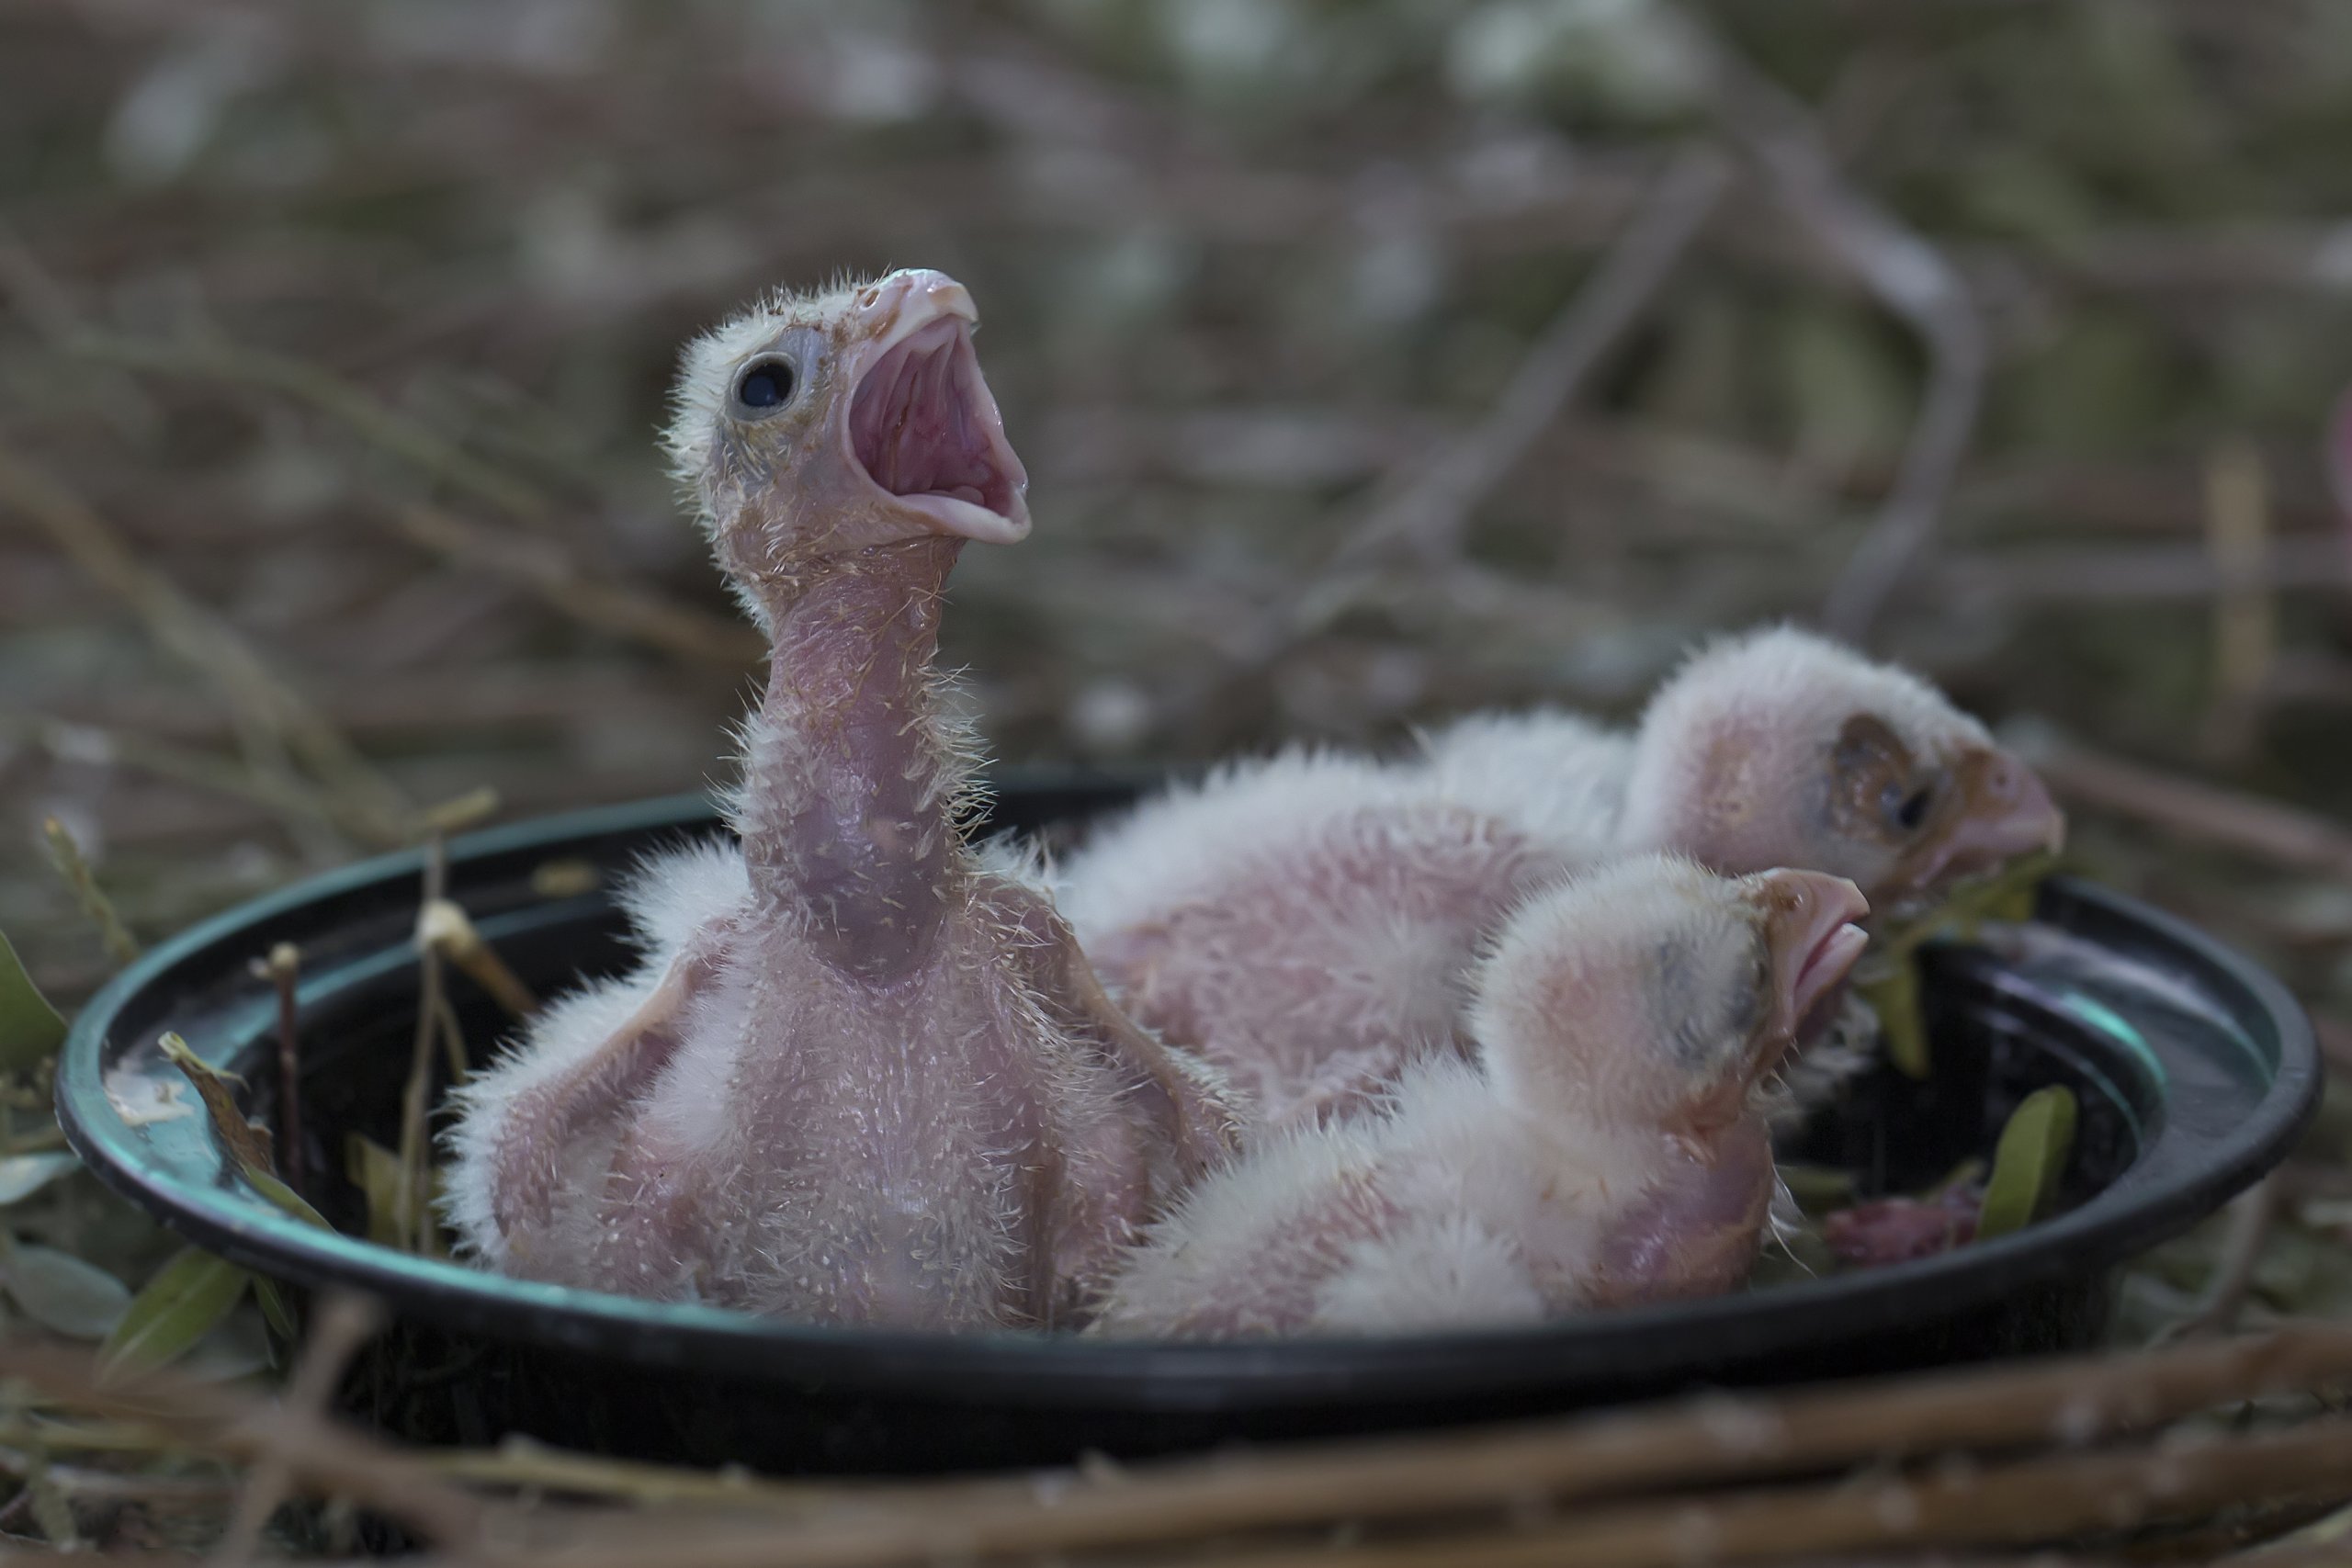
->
<box><xmin>855</xmin><ymin>272</ymin><xmax>914</xmax><ymax>327</ymax></box>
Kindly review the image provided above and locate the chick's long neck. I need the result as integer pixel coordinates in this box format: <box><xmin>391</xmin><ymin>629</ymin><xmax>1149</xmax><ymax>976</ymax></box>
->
<box><xmin>738</xmin><ymin>535</ymin><xmax>966</xmax><ymax>982</ymax></box>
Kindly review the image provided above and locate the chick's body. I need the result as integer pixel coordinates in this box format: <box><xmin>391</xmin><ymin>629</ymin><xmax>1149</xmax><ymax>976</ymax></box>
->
<box><xmin>1060</xmin><ymin>627</ymin><xmax>2063</xmax><ymax>1132</ymax></box>
<box><xmin>1063</xmin><ymin>751</ymin><xmax>1566</xmax><ymax>1129</ymax></box>
<box><xmin>1090</xmin><ymin>858</ymin><xmax>1867</xmax><ymax>1338</ymax></box>
<box><xmin>443</xmin><ymin>271</ymin><xmax>1230</xmax><ymax>1328</ymax></box>
<box><xmin>462</xmin><ymin>855</ymin><xmax>1140</xmax><ymax>1325</ymax></box>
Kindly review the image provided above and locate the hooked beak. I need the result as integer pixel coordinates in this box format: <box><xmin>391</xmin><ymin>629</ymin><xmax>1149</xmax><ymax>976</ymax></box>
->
<box><xmin>1908</xmin><ymin>745</ymin><xmax>2065</xmax><ymax>892</ymax></box>
<box><xmin>1671</xmin><ymin>868</ymin><xmax>1869</xmax><ymax>1149</ymax></box>
<box><xmin>1756</xmin><ymin>868</ymin><xmax>1872</xmax><ymax>1059</ymax></box>
<box><xmin>842</xmin><ymin>269</ymin><xmax>1032</xmax><ymax>546</ymax></box>
<box><xmin>1674</xmin><ymin>864</ymin><xmax>1871</xmax><ymax>1146</ymax></box>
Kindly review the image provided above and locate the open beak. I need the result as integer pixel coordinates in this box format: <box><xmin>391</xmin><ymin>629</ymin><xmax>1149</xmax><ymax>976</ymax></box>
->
<box><xmin>1670</xmin><ymin>869</ymin><xmax>1870</xmax><ymax>1149</ymax></box>
<box><xmin>1907</xmin><ymin>745</ymin><xmax>2065</xmax><ymax>892</ymax></box>
<box><xmin>843</xmin><ymin>268</ymin><xmax>1031</xmax><ymax>546</ymax></box>
<box><xmin>1756</xmin><ymin>868</ymin><xmax>1872</xmax><ymax>1061</ymax></box>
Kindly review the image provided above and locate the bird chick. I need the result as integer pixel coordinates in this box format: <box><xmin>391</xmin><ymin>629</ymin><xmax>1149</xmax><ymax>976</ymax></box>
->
<box><xmin>1428</xmin><ymin>626</ymin><xmax>2065</xmax><ymax>921</ymax></box>
<box><xmin>1055</xmin><ymin>749</ymin><xmax>1569</xmax><ymax>1132</ymax></box>
<box><xmin>1088</xmin><ymin>858</ymin><xmax>1871</xmax><ymax>1338</ymax></box>
<box><xmin>1057</xmin><ymin>626</ymin><xmax>2056</xmax><ymax>1132</ymax></box>
<box><xmin>443</xmin><ymin>269</ymin><xmax>1231</xmax><ymax>1330</ymax></box>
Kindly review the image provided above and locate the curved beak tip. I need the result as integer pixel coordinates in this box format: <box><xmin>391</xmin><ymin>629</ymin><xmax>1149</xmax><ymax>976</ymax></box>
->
<box><xmin>1756</xmin><ymin>869</ymin><xmax>1871</xmax><ymax>1045</ymax></box>
<box><xmin>1929</xmin><ymin>748</ymin><xmax>2067</xmax><ymax>883</ymax></box>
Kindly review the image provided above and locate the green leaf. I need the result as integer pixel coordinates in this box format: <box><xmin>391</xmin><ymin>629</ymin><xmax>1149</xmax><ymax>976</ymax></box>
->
<box><xmin>345</xmin><ymin>1133</ymin><xmax>407</xmax><ymax>1248</ymax></box>
<box><xmin>97</xmin><ymin>1247</ymin><xmax>250</xmax><ymax>1381</ymax></box>
<box><xmin>180</xmin><ymin>1306</ymin><xmax>274</xmax><ymax>1382</ymax></box>
<box><xmin>1858</xmin><ymin>960</ymin><xmax>1930</xmax><ymax>1079</ymax></box>
<box><xmin>0</xmin><ymin>930</ymin><xmax>68</xmax><ymax>1076</ymax></box>
<box><xmin>1857</xmin><ymin>853</ymin><xmax>2062</xmax><ymax>1083</ymax></box>
<box><xmin>252</xmin><ymin>1277</ymin><xmax>298</xmax><ymax>1342</ymax></box>
<box><xmin>1928</xmin><ymin>1156</ymin><xmax>1989</xmax><ymax>1201</ymax></box>
<box><xmin>1977</xmin><ymin>1086</ymin><xmax>2081</xmax><ymax>1241</ymax></box>
<box><xmin>239</xmin><ymin>1163</ymin><xmax>333</xmax><ymax>1232</ymax></box>
<box><xmin>0</xmin><ymin>1152</ymin><xmax>81</xmax><ymax>1206</ymax></box>
<box><xmin>28</xmin><ymin>1468</ymin><xmax>74</xmax><ymax>1548</ymax></box>
<box><xmin>3</xmin><ymin>1243</ymin><xmax>131</xmax><ymax>1339</ymax></box>
<box><xmin>157</xmin><ymin>1032</ymin><xmax>276</xmax><ymax>1176</ymax></box>
<box><xmin>1778</xmin><ymin>1162</ymin><xmax>1857</xmax><ymax>1217</ymax></box>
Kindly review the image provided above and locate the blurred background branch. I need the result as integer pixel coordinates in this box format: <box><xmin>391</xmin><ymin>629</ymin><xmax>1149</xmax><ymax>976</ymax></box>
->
<box><xmin>0</xmin><ymin>0</ymin><xmax>2348</xmax><ymax>1070</ymax></box>
<box><xmin>1</xmin><ymin>2</ymin><xmax>2350</xmax><ymax>1555</ymax></box>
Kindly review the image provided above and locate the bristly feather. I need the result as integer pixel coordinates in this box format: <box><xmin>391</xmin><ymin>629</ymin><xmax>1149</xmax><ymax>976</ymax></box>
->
<box><xmin>661</xmin><ymin>269</ymin><xmax>901</xmax><ymax>528</ymax></box>
<box><xmin>444</xmin><ymin>265</ymin><xmax>1237</xmax><ymax>1328</ymax></box>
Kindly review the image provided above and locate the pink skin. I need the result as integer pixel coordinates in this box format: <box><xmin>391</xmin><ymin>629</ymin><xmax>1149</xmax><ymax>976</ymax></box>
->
<box><xmin>1069</xmin><ymin>630</ymin><xmax>2064</xmax><ymax>1133</ymax></box>
<box><xmin>1588</xmin><ymin>869</ymin><xmax>1871</xmax><ymax>1306</ymax></box>
<box><xmin>1088</xmin><ymin>861</ymin><xmax>1872</xmax><ymax>1339</ymax></box>
<box><xmin>1095</xmin><ymin>803</ymin><xmax>1565</xmax><ymax>1130</ymax></box>
<box><xmin>453</xmin><ymin>270</ymin><xmax>1232</xmax><ymax>1328</ymax></box>
<box><xmin>1628</xmin><ymin>687</ymin><xmax>2066</xmax><ymax>928</ymax></box>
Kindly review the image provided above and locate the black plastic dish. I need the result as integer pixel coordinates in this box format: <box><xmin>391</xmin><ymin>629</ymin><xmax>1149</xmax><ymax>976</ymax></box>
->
<box><xmin>57</xmin><ymin>780</ymin><xmax>2322</xmax><ymax>1472</ymax></box>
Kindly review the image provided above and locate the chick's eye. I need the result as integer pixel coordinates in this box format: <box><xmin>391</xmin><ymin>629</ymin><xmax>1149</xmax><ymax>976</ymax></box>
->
<box><xmin>733</xmin><ymin>356</ymin><xmax>796</xmax><ymax>414</ymax></box>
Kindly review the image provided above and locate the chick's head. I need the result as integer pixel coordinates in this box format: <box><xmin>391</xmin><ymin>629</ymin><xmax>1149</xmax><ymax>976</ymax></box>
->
<box><xmin>1619</xmin><ymin>627</ymin><xmax>2063</xmax><ymax>916</ymax></box>
<box><xmin>1471</xmin><ymin>854</ymin><xmax>1869</xmax><ymax>1141</ymax></box>
<box><xmin>664</xmin><ymin>268</ymin><xmax>1030</xmax><ymax>610</ymax></box>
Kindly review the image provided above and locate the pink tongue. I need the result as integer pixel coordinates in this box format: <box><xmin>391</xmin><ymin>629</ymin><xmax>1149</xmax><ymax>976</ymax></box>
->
<box><xmin>854</xmin><ymin>328</ymin><xmax>1000</xmax><ymax>504</ymax></box>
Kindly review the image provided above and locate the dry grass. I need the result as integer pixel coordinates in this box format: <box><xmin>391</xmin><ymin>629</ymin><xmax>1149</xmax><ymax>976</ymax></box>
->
<box><xmin>3</xmin><ymin>0</ymin><xmax>2352</xmax><ymax>1559</ymax></box>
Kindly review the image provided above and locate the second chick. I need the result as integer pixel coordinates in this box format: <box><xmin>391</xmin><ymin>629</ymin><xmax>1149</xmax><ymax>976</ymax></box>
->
<box><xmin>1089</xmin><ymin>856</ymin><xmax>1869</xmax><ymax>1339</ymax></box>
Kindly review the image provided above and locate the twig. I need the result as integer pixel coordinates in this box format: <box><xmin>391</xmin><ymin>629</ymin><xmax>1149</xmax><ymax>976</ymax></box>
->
<box><xmin>432</xmin><ymin>985</ymin><xmax>471</xmax><ymax>1101</ymax></box>
<box><xmin>397</xmin><ymin>840</ymin><xmax>452</xmax><ymax>1254</ymax></box>
<box><xmin>2154</xmin><ymin>1174</ymin><xmax>2278</xmax><ymax>1345</ymax></box>
<box><xmin>159</xmin><ymin>1031</ymin><xmax>276</xmax><ymax>1179</ymax></box>
<box><xmin>68</xmin><ymin>331</ymin><xmax>552</xmax><ymax>528</ymax></box>
<box><xmin>419</xmin><ymin>786</ymin><xmax>503</xmax><ymax>840</ymax></box>
<box><xmin>1672</xmin><ymin>8</ymin><xmax>1985</xmax><ymax>643</ymax></box>
<box><xmin>423</xmin><ymin>1435</ymin><xmax>836</xmax><ymax>1510</ymax></box>
<box><xmin>0</xmin><ymin>1338</ymin><xmax>486</xmax><ymax>1548</ymax></box>
<box><xmin>1314</xmin><ymin>145</ymin><xmax>1730</xmax><ymax>583</ymax></box>
<box><xmin>0</xmin><ymin>1449</ymin><xmax>234</xmax><ymax>1506</ymax></box>
<box><xmin>2202</xmin><ymin>440</ymin><xmax>2277</xmax><ymax>760</ymax></box>
<box><xmin>2230</xmin><ymin>1496</ymin><xmax>2352</xmax><ymax>1562</ymax></box>
<box><xmin>251</xmin><ymin>943</ymin><xmax>304</xmax><ymax>1201</ymax></box>
<box><xmin>20</xmin><ymin>719</ymin><xmax>350</xmax><ymax>837</ymax></box>
<box><xmin>1937</xmin><ymin>537</ymin><xmax>2350</xmax><ymax>604</ymax></box>
<box><xmin>213</xmin><ymin>1294</ymin><xmax>383</xmax><ymax>1562</ymax></box>
<box><xmin>395</xmin><ymin>503</ymin><xmax>763</xmax><ymax>667</ymax></box>
<box><xmin>2312</xmin><ymin>1014</ymin><xmax>2352</xmax><ymax>1077</ymax></box>
<box><xmin>2019</xmin><ymin>735</ymin><xmax>2352</xmax><ymax>883</ymax></box>
<box><xmin>516</xmin><ymin>1322</ymin><xmax>2352</xmax><ymax>1568</ymax></box>
<box><xmin>1160</xmin><ymin>1420</ymin><xmax>2352</xmax><ymax>1568</ymax></box>
<box><xmin>0</xmin><ymin>446</ymin><xmax>413</xmax><ymax>845</ymax></box>
<box><xmin>38</xmin><ymin>816</ymin><xmax>139</xmax><ymax>969</ymax></box>
<box><xmin>1170</xmin><ymin>145</ymin><xmax>1731</xmax><ymax>726</ymax></box>
<box><xmin>418</xmin><ymin>899</ymin><xmax>538</xmax><ymax>1020</ymax></box>
<box><xmin>2277</xmin><ymin>1161</ymin><xmax>2352</xmax><ymax>1202</ymax></box>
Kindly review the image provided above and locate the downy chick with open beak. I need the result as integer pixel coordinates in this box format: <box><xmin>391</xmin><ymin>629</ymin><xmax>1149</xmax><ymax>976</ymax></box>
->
<box><xmin>1088</xmin><ymin>858</ymin><xmax>1870</xmax><ymax>1337</ymax></box>
<box><xmin>443</xmin><ymin>270</ymin><xmax>1232</xmax><ymax>1330</ymax></box>
<box><xmin>1056</xmin><ymin>625</ymin><xmax>2059</xmax><ymax>1132</ymax></box>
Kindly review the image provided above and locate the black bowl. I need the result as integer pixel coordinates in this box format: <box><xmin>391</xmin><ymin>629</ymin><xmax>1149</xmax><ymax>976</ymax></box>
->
<box><xmin>57</xmin><ymin>780</ymin><xmax>2321</xmax><ymax>1472</ymax></box>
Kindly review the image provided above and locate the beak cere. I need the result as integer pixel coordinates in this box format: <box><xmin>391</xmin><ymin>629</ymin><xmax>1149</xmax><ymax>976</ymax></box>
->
<box><xmin>848</xmin><ymin>314</ymin><xmax>1031</xmax><ymax>545</ymax></box>
<box><xmin>1914</xmin><ymin>746</ymin><xmax>2066</xmax><ymax>889</ymax></box>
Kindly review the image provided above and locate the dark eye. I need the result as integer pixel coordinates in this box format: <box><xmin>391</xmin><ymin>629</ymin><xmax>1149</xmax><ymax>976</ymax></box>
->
<box><xmin>732</xmin><ymin>355</ymin><xmax>796</xmax><ymax>414</ymax></box>
<box><xmin>1891</xmin><ymin>784</ymin><xmax>1934</xmax><ymax>832</ymax></box>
